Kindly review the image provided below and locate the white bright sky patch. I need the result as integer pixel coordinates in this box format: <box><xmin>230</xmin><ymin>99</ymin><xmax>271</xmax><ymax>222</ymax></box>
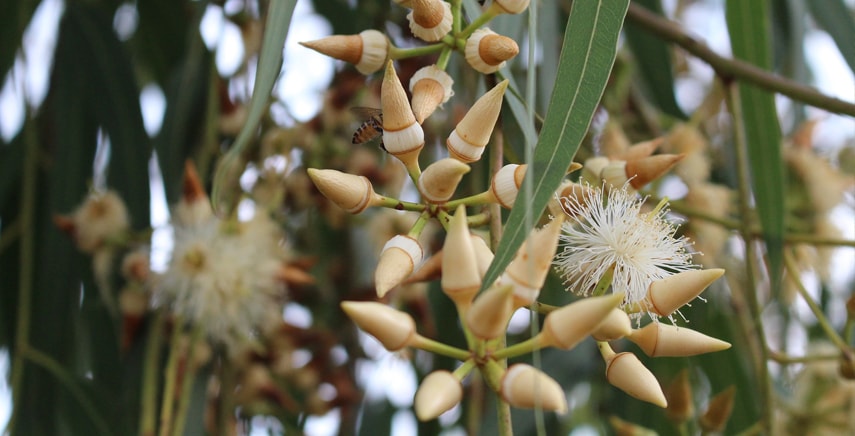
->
<box><xmin>283</xmin><ymin>303</ymin><xmax>313</xmax><ymax>329</ymax></box>
<box><xmin>140</xmin><ymin>83</ymin><xmax>166</xmax><ymax>136</ymax></box>
<box><xmin>304</xmin><ymin>408</ymin><xmax>341</xmax><ymax>436</ymax></box>
<box><xmin>276</xmin><ymin>1</ymin><xmax>333</xmax><ymax>122</ymax></box>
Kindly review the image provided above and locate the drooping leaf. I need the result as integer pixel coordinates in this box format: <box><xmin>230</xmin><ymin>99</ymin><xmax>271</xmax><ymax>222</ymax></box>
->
<box><xmin>726</xmin><ymin>0</ymin><xmax>785</xmax><ymax>292</ymax></box>
<box><xmin>481</xmin><ymin>0</ymin><xmax>630</xmax><ymax>290</ymax></box>
<box><xmin>808</xmin><ymin>0</ymin><xmax>855</xmax><ymax>74</ymax></box>
<box><xmin>0</xmin><ymin>0</ymin><xmax>40</xmax><ymax>82</ymax></box>
<box><xmin>61</xmin><ymin>3</ymin><xmax>152</xmax><ymax>226</ymax></box>
<box><xmin>624</xmin><ymin>0</ymin><xmax>686</xmax><ymax>119</ymax></box>
<box><xmin>212</xmin><ymin>0</ymin><xmax>298</xmax><ymax>217</ymax></box>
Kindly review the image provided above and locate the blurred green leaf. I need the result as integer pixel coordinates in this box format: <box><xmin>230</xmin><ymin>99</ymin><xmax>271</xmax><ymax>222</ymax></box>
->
<box><xmin>726</xmin><ymin>0</ymin><xmax>785</xmax><ymax>291</ymax></box>
<box><xmin>153</xmin><ymin>11</ymin><xmax>214</xmax><ymax>205</ymax></box>
<box><xmin>212</xmin><ymin>0</ymin><xmax>297</xmax><ymax>217</ymax></box>
<box><xmin>133</xmin><ymin>0</ymin><xmax>189</xmax><ymax>85</ymax></box>
<box><xmin>808</xmin><ymin>0</ymin><xmax>855</xmax><ymax>74</ymax></box>
<box><xmin>481</xmin><ymin>0</ymin><xmax>630</xmax><ymax>290</ymax></box>
<box><xmin>0</xmin><ymin>0</ymin><xmax>40</xmax><ymax>81</ymax></box>
<box><xmin>624</xmin><ymin>0</ymin><xmax>686</xmax><ymax>119</ymax></box>
<box><xmin>61</xmin><ymin>4</ymin><xmax>151</xmax><ymax>225</ymax></box>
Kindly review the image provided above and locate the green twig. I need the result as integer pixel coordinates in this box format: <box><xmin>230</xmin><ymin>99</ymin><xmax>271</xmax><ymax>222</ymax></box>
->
<box><xmin>21</xmin><ymin>347</ymin><xmax>115</xmax><ymax>436</ymax></box>
<box><xmin>626</xmin><ymin>3</ymin><xmax>855</xmax><ymax>116</ymax></box>
<box><xmin>158</xmin><ymin>320</ymin><xmax>186</xmax><ymax>436</ymax></box>
<box><xmin>140</xmin><ymin>312</ymin><xmax>166</xmax><ymax>436</ymax></box>
<box><xmin>8</xmin><ymin>118</ymin><xmax>38</xmax><ymax>435</ymax></box>
<box><xmin>768</xmin><ymin>349</ymin><xmax>839</xmax><ymax>365</ymax></box>
<box><xmin>726</xmin><ymin>81</ymin><xmax>773</xmax><ymax>434</ymax></box>
<box><xmin>171</xmin><ymin>327</ymin><xmax>204</xmax><ymax>436</ymax></box>
<box><xmin>783</xmin><ymin>251</ymin><xmax>850</xmax><ymax>351</ymax></box>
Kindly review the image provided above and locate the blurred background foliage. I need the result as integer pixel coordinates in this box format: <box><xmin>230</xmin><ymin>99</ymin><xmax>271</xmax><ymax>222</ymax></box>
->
<box><xmin>0</xmin><ymin>0</ymin><xmax>854</xmax><ymax>435</ymax></box>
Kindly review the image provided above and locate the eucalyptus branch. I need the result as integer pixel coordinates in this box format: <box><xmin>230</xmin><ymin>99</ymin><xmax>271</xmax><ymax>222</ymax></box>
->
<box><xmin>626</xmin><ymin>3</ymin><xmax>855</xmax><ymax>117</ymax></box>
<box><xmin>768</xmin><ymin>349</ymin><xmax>840</xmax><ymax>365</ymax></box>
<box><xmin>667</xmin><ymin>199</ymin><xmax>855</xmax><ymax>247</ymax></box>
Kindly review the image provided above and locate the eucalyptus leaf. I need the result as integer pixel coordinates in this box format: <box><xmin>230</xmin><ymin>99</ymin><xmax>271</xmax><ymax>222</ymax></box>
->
<box><xmin>212</xmin><ymin>0</ymin><xmax>297</xmax><ymax>217</ymax></box>
<box><xmin>808</xmin><ymin>0</ymin><xmax>855</xmax><ymax>74</ymax></box>
<box><xmin>726</xmin><ymin>0</ymin><xmax>785</xmax><ymax>293</ymax></box>
<box><xmin>481</xmin><ymin>0</ymin><xmax>630</xmax><ymax>291</ymax></box>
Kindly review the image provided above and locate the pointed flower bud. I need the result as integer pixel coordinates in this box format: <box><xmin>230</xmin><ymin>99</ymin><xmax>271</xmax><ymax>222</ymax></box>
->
<box><xmin>409</xmin><ymin>65</ymin><xmax>454</xmax><ymax>123</ymax></box>
<box><xmin>470</xmin><ymin>234</ymin><xmax>494</xmax><ymax>279</ymax></box>
<box><xmin>341</xmin><ymin>301</ymin><xmax>416</xmax><ymax>351</ymax></box>
<box><xmin>665</xmin><ymin>369</ymin><xmax>694</xmax><ymax>423</ymax></box>
<box><xmin>490</xmin><ymin>164</ymin><xmax>527</xmax><ymax>209</ymax></box>
<box><xmin>307</xmin><ymin>168</ymin><xmax>381</xmax><ymax>214</ymax></box>
<box><xmin>441</xmin><ymin>206</ymin><xmax>481</xmax><ymax>307</ymax></box>
<box><xmin>494</xmin><ymin>0</ymin><xmax>531</xmax><ymax>14</ymax></box>
<box><xmin>628</xmin><ymin>323</ymin><xmax>731</xmax><ymax>357</ymax></box>
<box><xmin>300</xmin><ymin>30</ymin><xmax>389</xmax><ymax>74</ymax></box>
<box><xmin>604</xmin><ymin>351</ymin><xmax>667</xmax><ymax>408</ymax></box>
<box><xmin>408</xmin><ymin>0</ymin><xmax>453</xmax><ymax>42</ymax></box>
<box><xmin>646</xmin><ymin>269</ymin><xmax>725</xmax><ymax>317</ymax></box>
<box><xmin>502</xmin><ymin>218</ymin><xmax>564</xmax><ymax>306</ymax></box>
<box><xmin>414</xmin><ymin>370</ymin><xmax>463</xmax><ymax>421</ymax></box>
<box><xmin>382</xmin><ymin>61</ymin><xmax>425</xmax><ymax>170</ymax></box>
<box><xmin>447</xmin><ymin>80</ymin><xmax>508</xmax><ymax>163</ymax></box>
<box><xmin>465</xmin><ymin>28</ymin><xmax>519</xmax><ymax>74</ymax></box>
<box><xmin>501</xmin><ymin>364</ymin><xmax>567</xmax><ymax>413</ymax></box>
<box><xmin>699</xmin><ymin>386</ymin><xmax>735</xmax><ymax>432</ymax></box>
<box><xmin>600</xmin><ymin>154</ymin><xmax>685</xmax><ymax>190</ymax></box>
<box><xmin>540</xmin><ymin>293</ymin><xmax>624</xmax><ymax>350</ymax></box>
<box><xmin>375</xmin><ymin>235</ymin><xmax>424</xmax><ymax>298</ymax></box>
<box><xmin>418</xmin><ymin>158</ymin><xmax>470</xmax><ymax>203</ymax></box>
<box><xmin>466</xmin><ymin>284</ymin><xmax>515</xmax><ymax>340</ymax></box>
<box><xmin>591</xmin><ymin>308</ymin><xmax>632</xmax><ymax>341</ymax></box>
<box><xmin>614</xmin><ymin>138</ymin><xmax>663</xmax><ymax>161</ymax></box>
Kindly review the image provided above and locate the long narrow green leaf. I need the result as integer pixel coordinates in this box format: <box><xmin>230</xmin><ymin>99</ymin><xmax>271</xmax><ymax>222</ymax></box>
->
<box><xmin>0</xmin><ymin>0</ymin><xmax>39</xmax><ymax>82</ymax></box>
<box><xmin>726</xmin><ymin>0</ymin><xmax>785</xmax><ymax>290</ymax></box>
<box><xmin>807</xmin><ymin>0</ymin><xmax>855</xmax><ymax>74</ymax></box>
<box><xmin>211</xmin><ymin>0</ymin><xmax>297</xmax><ymax>216</ymax></box>
<box><xmin>481</xmin><ymin>0</ymin><xmax>630</xmax><ymax>290</ymax></box>
<box><xmin>65</xmin><ymin>4</ymin><xmax>152</xmax><ymax>226</ymax></box>
<box><xmin>624</xmin><ymin>0</ymin><xmax>686</xmax><ymax>119</ymax></box>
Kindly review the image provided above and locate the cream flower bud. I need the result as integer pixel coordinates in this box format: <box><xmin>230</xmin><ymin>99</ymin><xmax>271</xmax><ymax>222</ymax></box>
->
<box><xmin>613</xmin><ymin>138</ymin><xmax>662</xmax><ymax>161</ymax></box>
<box><xmin>409</xmin><ymin>65</ymin><xmax>454</xmax><ymax>123</ymax></box>
<box><xmin>502</xmin><ymin>218</ymin><xmax>564</xmax><ymax>306</ymax></box>
<box><xmin>494</xmin><ymin>0</ymin><xmax>531</xmax><ymax>14</ymax></box>
<box><xmin>604</xmin><ymin>351</ymin><xmax>667</xmax><ymax>408</ymax></box>
<box><xmin>382</xmin><ymin>61</ymin><xmax>425</xmax><ymax>170</ymax></box>
<box><xmin>646</xmin><ymin>268</ymin><xmax>725</xmax><ymax>317</ymax></box>
<box><xmin>601</xmin><ymin>154</ymin><xmax>685</xmax><ymax>190</ymax></box>
<box><xmin>447</xmin><ymin>80</ymin><xmax>508</xmax><ymax>163</ymax></box>
<box><xmin>490</xmin><ymin>164</ymin><xmax>527</xmax><ymax>209</ymax></box>
<box><xmin>307</xmin><ymin>168</ymin><xmax>381</xmax><ymax>214</ymax></box>
<box><xmin>340</xmin><ymin>301</ymin><xmax>416</xmax><ymax>351</ymax></box>
<box><xmin>375</xmin><ymin>235</ymin><xmax>424</xmax><ymax>298</ymax></box>
<box><xmin>540</xmin><ymin>292</ymin><xmax>625</xmax><ymax>350</ymax></box>
<box><xmin>591</xmin><ymin>308</ymin><xmax>632</xmax><ymax>341</ymax></box>
<box><xmin>70</xmin><ymin>190</ymin><xmax>130</xmax><ymax>253</ymax></box>
<box><xmin>501</xmin><ymin>364</ymin><xmax>567</xmax><ymax>413</ymax></box>
<box><xmin>418</xmin><ymin>158</ymin><xmax>470</xmax><ymax>203</ymax></box>
<box><xmin>441</xmin><ymin>206</ymin><xmax>481</xmax><ymax>307</ymax></box>
<box><xmin>408</xmin><ymin>0</ymin><xmax>453</xmax><ymax>42</ymax></box>
<box><xmin>300</xmin><ymin>30</ymin><xmax>388</xmax><ymax>74</ymax></box>
<box><xmin>581</xmin><ymin>156</ymin><xmax>609</xmax><ymax>185</ymax></box>
<box><xmin>465</xmin><ymin>28</ymin><xmax>519</xmax><ymax>74</ymax></box>
<box><xmin>470</xmin><ymin>235</ymin><xmax>494</xmax><ymax>279</ymax></box>
<box><xmin>628</xmin><ymin>323</ymin><xmax>731</xmax><ymax>357</ymax></box>
<box><xmin>414</xmin><ymin>370</ymin><xmax>463</xmax><ymax>421</ymax></box>
<box><xmin>466</xmin><ymin>284</ymin><xmax>514</xmax><ymax>340</ymax></box>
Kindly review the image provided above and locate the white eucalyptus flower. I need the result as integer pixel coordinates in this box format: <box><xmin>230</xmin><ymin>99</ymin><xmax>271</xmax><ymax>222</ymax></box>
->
<box><xmin>554</xmin><ymin>184</ymin><xmax>696</xmax><ymax>321</ymax></box>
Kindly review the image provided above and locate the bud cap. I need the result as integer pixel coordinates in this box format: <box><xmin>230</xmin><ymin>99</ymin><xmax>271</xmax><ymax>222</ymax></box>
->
<box><xmin>341</xmin><ymin>301</ymin><xmax>416</xmax><ymax>351</ymax></box>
